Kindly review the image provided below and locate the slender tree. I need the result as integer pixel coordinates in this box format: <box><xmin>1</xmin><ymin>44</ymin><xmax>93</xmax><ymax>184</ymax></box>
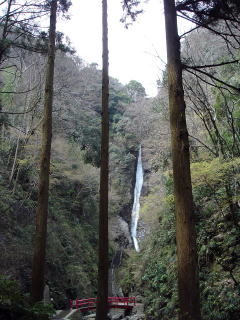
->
<box><xmin>163</xmin><ymin>0</ymin><xmax>201</xmax><ymax>319</ymax></box>
<box><xmin>96</xmin><ymin>0</ymin><xmax>109</xmax><ymax>318</ymax></box>
<box><xmin>31</xmin><ymin>0</ymin><xmax>57</xmax><ymax>303</ymax></box>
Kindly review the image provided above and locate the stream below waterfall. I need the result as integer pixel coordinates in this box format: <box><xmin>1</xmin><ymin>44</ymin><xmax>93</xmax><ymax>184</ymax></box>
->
<box><xmin>131</xmin><ymin>146</ymin><xmax>143</xmax><ymax>252</ymax></box>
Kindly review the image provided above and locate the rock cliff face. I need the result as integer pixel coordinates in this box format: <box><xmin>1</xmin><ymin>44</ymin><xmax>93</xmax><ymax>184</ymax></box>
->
<box><xmin>109</xmin><ymin>145</ymin><xmax>153</xmax><ymax>252</ymax></box>
<box><xmin>109</xmin><ymin>216</ymin><xmax>132</xmax><ymax>248</ymax></box>
<box><xmin>108</xmin><ymin>146</ymin><xmax>152</xmax><ymax>306</ymax></box>
<box><xmin>108</xmin><ymin>149</ymin><xmax>139</xmax><ymax>301</ymax></box>
<box><xmin>109</xmin><ymin>216</ymin><xmax>132</xmax><ymax>297</ymax></box>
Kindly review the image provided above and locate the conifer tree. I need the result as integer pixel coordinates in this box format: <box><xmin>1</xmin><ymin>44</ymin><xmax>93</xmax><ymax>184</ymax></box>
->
<box><xmin>96</xmin><ymin>0</ymin><xmax>110</xmax><ymax>318</ymax></box>
<box><xmin>163</xmin><ymin>0</ymin><xmax>201</xmax><ymax>319</ymax></box>
<box><xmin>31</xmin><ymin>0</ymin><xmax>58</xmax><ymax>303</ymax></box>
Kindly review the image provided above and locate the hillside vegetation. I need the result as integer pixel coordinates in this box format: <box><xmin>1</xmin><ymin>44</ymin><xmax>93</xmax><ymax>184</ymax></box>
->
<box><xmin>0</xmin><ymin>3</ymin><xmax>240</xmax><ymax>320</ymax></box>
<box><xmin>118</xmin><ymin>27</ymin><xmax>240</xmax><ymax>320</ymax></box>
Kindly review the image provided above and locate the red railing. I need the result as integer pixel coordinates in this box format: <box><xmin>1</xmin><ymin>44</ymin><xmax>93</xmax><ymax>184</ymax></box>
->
<box><xmin>69</xmin><ymin>297</ymin><xmax>136</xmax><ymax>311</ymax></box>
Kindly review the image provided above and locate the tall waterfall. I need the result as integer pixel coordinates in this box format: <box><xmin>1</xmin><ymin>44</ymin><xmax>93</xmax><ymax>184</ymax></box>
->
<box><xmin>131</xmin><ymin>145</ymin><xmax>143</xmax><ymax>252</ymax></box>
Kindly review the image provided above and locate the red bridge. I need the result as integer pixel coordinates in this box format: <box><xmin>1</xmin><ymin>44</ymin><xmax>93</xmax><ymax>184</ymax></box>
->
<box><xmin>70</xmin><ymin>297</ymin><xmax>136</xmax><ymax>312</ymax></box>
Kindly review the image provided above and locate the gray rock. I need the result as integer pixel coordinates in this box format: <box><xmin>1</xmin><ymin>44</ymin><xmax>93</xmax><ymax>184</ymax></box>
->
<box><xmin>43</xmin><ymin>284</ymin><xmax>50</xmax><ymax>304</ymax></box>
<box><xmin>83</xmin><ymin>314</ymin><xmax>96</xmax><ymax>319</ymax></box>
<box><xmin>111</xmin><ymin>315</ymin><xmax>124</xmax><ymax>320</ymax></box>
<box><xmin>109</xmin><ymin>216</ymin><xmax>132</xmax><ymax>247</ymax></box>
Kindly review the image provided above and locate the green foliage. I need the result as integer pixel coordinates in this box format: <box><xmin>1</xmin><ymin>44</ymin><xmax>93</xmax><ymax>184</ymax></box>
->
<box><xmin>0</xmin><ymin>47</ymin><xmax>138</xmax><ymax>309</ymax></box>
<box><xmin>0</xmin><ymin>275</ymin><xmax>55</xmax><ymax>320</ymax></box>
<box><xmin>191</xmin><ymin>158</ymin><xmax>240</xmax><ymax>187</ymax></box>
<box><xmin>1</xmin><ymin>69</ymin><xmax>16</xmax><ymax>108</ymax></box>
<box><xmin>0</xmin><ymin>140</ymin><xmax>100</xmax><ymax>306</ymax></box>
<box><xmin>0</xmin><ymin>275</ymin><xmax>22</xmax><ymax>304</ymax></box>
<box><xmin>200</xmin><ymin>270</ymin><xmax>240</xmax><ymax>320</ymax></box>
<box><xmin>130</xmin><ymin>155</ymin><xmax>240</xmax><ymax>320</ymax></box>
<box><xmin>68</xmin><ymin>119</ymin><xmax>100</xmax><ymax>167</ymax></box>
<box><xmin>27</xmin><ymin>302</ymin><xmax>55</xmax><ymax>320</ymax></box>
<box><xmin>141</xmin><ymin>244</ymin><xmax>178</xmax><ymax>320</ymax></box>
<box><xmin>139</xmin><ymin>189</ymin><xmax>178</xmax><ymax>320</ymax></box>
<box><xmin>193</xmin><ymin>159</ymin><xmax>240</xmax><ymax>319</ymax></box>
<box><xmin>125</xmin><ymin>80</ymin><xmax>146</xmax><ymax>102</ymax></box>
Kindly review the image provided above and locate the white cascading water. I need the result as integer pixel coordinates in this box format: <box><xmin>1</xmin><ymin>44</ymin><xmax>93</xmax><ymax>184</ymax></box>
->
<box><xmin>131</xmin><ymin>145</ymin><xmax>143</xmax><ymax>252</ymax></box>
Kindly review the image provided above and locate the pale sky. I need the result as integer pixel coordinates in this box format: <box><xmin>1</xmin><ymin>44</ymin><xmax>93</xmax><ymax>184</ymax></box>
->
<box><xmin>58</xmin><ymin>0</ymin><xmax>190</xmax><ymax>97</ymax></box>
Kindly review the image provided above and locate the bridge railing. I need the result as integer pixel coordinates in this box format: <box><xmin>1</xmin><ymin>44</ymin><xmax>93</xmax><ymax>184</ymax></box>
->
<box><xmin>108</xmin><ymin>297</ymin><xmax>136</xmax><ymax>306</ymax></box>
<box><xmin>70</xmin><ymin>296</ymin><xmax>136</xmax><ymax>310</ymax></box>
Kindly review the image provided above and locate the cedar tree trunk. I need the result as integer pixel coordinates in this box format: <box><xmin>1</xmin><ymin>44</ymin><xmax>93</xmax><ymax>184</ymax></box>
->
<box><xmin>31</xmin><ymin>0</ymin><xmax>57</xmax><ymax>303</ymax></box>
<box><xmin>163</xmin><ymin>0</ymin><xmax>201</xmax><ymax>319</ymax></box>
<box><xmin>96</xmin><ymin>0</ymin><xmax>109</xmax><ymax>319</ymax></box>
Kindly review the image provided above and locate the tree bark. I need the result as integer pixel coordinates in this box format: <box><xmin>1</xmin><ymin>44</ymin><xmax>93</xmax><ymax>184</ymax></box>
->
<box><xmin>96</xmin><ymin>0</ymin><xmax>109</xmax><ymax>319</ymax></box>
<box><xmin>163</xmin><ymin>0</ymin><xmax>201</xmax><ymax>319</ymax></box>
<box><xmin>31</xmin><ymin>0</ymin><xmax>57</xmax><ymax>303</ymax></box>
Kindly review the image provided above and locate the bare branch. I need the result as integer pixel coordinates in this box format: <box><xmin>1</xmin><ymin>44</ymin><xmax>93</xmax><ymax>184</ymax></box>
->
<box><xmin>189</xmin><ymin>134</ymin><xmax>217</xmax><ymax>156</ymax></box>
<box><xmin>183</xmin><ymin>60</ymin><xmax>239</xmax><ymax>70</ymax></box>
<box><xmin>185</xmin><ymin>67</ymin><xmax>240</xmax><ymax>93</ymax></box>
<box><xmin>180</xmin><ymin>25</ymin><xmax>201</xmax><ymax>38</ymax></box>
<box><xmin>0</xmin><ymin>83</ymin><xmax>40</xmax><ymax>95</ymax></box>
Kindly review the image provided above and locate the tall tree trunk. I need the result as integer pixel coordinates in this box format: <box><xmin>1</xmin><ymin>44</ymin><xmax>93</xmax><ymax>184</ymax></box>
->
<box><xmin>96</xmin><ymin>0</ymin><xmax>109</xmax><ymax>319</ymax></box>
<box><xmin>31</xmin><ymin>0</ymin><xmax>57</xmax><ymax>303</ymax></box>
<box><xmin>163</xmin><ymin>0</ymin><xmax>201</xmax><ymax>319</ymax></box>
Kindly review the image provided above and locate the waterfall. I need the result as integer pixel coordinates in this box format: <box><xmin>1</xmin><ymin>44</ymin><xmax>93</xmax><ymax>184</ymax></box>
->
<box><xmin>131</xmin><ymin>145</ymin><xmax>143</xmax><ymax>252</ymax></box>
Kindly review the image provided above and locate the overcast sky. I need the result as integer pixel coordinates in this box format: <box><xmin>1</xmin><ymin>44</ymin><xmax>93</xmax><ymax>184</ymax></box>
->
<box><xmin>58</xmin><ymin>0</ymin><xmax>190</xmax><ymax>97</ymax></box>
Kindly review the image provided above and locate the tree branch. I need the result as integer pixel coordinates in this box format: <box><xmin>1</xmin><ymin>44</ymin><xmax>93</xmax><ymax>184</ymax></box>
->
<box><xmin>183</xmin><ymin>60</ymin><xmax>239</xmax><ymax>70</ymax></box>
<box><xmin>189</xmin><ymin>134</ymin><xmax>217</xmax><ymax>156</ymax></box>
<box><xmin>185</xmin><ymin>67</ymin><xmax>240</xmax><ymax>93</ymax></box>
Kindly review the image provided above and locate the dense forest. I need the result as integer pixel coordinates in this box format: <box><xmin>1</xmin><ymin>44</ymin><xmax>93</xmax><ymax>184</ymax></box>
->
<box><xmin>0</xmin><ymin>0</ymin><xmax>240</xmax><ymax>320</ymax></box>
